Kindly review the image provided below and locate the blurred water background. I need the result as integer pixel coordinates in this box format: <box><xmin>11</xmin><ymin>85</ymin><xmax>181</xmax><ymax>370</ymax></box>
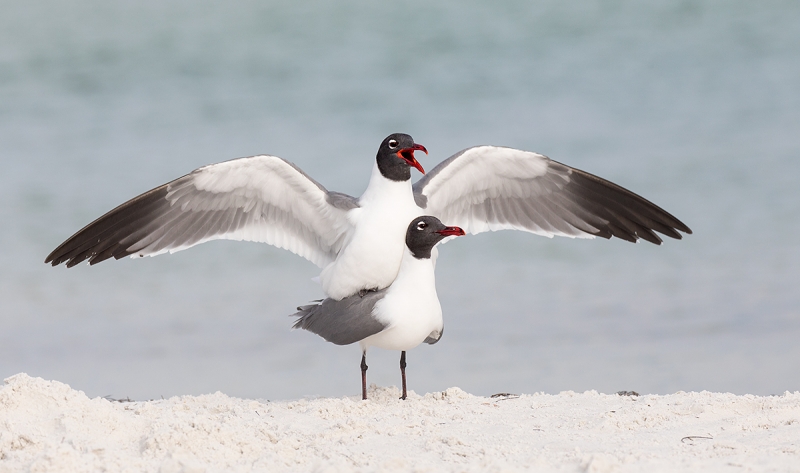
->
<box><xmin>1</xmin><ymin>0</ymin><xmax>799</xmax><ymax>400</ymax></box>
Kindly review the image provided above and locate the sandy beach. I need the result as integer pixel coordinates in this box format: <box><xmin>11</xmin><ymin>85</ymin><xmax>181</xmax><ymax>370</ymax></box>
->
<box><xmin>3</xmin><ymin>2</ymin><xmax>800</xmax><ymax>472</ymax></box>
<box><xmin>1</xmin><ymin>374</ymin><xmax>798</xmax><ymax>472</ymax></box>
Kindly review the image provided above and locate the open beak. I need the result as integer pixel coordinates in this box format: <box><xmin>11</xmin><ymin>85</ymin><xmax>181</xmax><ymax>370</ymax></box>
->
<box><xmin>397</xmin><ymin>143</ymin><xmax>427</xmax><ymax>174</ymax></box>
<box><xmin>436</xmin><ymin>226</ymin><xmax>466</xmax><ymax>237</ymax></box>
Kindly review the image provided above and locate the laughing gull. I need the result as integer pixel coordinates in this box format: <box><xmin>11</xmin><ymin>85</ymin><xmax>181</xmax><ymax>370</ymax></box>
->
<box><xmin>46</xmin><ymin>134</ymin><xmax>427</xmax><ymax>300</ymax></box>
<box><xmin>293</xmin><ymin>216</ymin><xmax>465</xmax><ymax>400</ymax></box>
<box><xmin>45</xmin><ymin>133</ymin><xmax>691</xmax><ymax>301</ymax></box>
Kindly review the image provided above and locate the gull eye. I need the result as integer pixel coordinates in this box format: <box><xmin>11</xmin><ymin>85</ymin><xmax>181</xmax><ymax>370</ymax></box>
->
<box><xmin>416</xmin><ymin>221</ymin><xmax>427</xmax><ymax>230</ymax></box>
<box><xmin>388</xmin><ymin>139</ymin><xmax>398</xmax><ymax>149</ymax></box>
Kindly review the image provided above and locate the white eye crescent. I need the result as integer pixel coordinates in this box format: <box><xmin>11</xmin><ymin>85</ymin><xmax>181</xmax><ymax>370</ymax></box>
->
<box><xmin>388</xmin><ymin>139</ymin><xmax>398</xmax><ymax>149</ymax></box>
<box><xmin>416</xmin><ymin>221</ymin><xmax>427</xmax><ymax>230</ymax></box>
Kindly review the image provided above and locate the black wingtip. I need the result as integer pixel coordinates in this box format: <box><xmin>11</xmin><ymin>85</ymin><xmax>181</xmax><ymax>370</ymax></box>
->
<box><xmin>44</xmin><ymin>253</ymin><xmax>66</xmax><ymax>267</ymax></box>
<box><xmin>44</xmin><ymin>181</ymin><xmax>176</xmax><ymax>269</ymax></box>
<box><xmin>566</xmin><ymin>166</ymin><xmax>693</xmax><ymax>245</ymax></box>
<box><xmin>44</xmin><ymin>247</ymin><xmax>63</xmax><ymax>266</ymax></box>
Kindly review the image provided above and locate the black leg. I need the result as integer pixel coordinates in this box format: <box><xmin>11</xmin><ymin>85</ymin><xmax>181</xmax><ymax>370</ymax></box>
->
<box><xmin>361</xmin><ymin>352</ymin><xmax>368</xmax><ymax>400</ymax></box>
<box><xmin>400</xmin><ymin>351</ymin><xmax>407</xmax><ymax>400</ymax></box>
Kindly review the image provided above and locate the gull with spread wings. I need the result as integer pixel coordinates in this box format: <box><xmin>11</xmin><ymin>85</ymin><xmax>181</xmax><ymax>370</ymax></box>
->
<box><xmin>46</xmin><ymin>133</ymin><xmax>691</xmax><ymax>301</ymax></box>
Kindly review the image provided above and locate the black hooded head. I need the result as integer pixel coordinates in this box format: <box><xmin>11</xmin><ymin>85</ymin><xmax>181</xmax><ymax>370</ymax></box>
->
<box><xmin>405</xmin><ymin>216</ymin><xmax>465</xmax><ymax>259</ymax></box>
<box><xmin>376</xmin><ymin>133</ymin><xmax>427</xmax><ymax>182</ymax></box>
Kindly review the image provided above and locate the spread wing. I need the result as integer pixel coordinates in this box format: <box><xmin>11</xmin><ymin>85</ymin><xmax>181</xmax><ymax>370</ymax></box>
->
<box><xmin>46</xmin><ymin>155</ymin><xmax>359</xmax><ymax>268</ymax></box>
<box><xmin>413</xmin><ymin>146</ymin><xmax>691</xmax><ymax>244</ymax></box>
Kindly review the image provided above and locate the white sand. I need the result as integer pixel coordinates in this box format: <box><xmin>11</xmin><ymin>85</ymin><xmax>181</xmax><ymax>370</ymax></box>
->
<box><xmin>1</xmin><ymin>374</ymin><xmax>798</xmax><ymax>472</ymax></box>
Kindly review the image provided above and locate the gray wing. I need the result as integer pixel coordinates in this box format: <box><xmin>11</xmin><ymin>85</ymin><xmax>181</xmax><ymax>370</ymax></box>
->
<box><xmin>424</xmin><ymin>327</ymin><xmax>444</xmax><ymax>345</ymax></box>
<box><xmin>292</xmin><ymin>290</ymin><xmax>389</xmax><ymax>345</ymax></box>
<box><xmin>46</xmin><ymin>155</ymin><xmax>359</xmax><ymax>268</ymax></box>
<box><xmin>413</xmin><ymin>146</ymin><xmax>691</xmax><ymax>245</ymax></box>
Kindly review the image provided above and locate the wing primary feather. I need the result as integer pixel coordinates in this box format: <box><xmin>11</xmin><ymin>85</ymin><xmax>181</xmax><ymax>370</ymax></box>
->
<box><xmin>551</xmin><ymin>190</ymin><xmax>616</xmax><ymax>231</ymax></box>
<box><xmin>522</xmin><ymin>197</ymin><xmax>579</xmax><ymax>236</ymax></box>
<box><xmin>567</xmin><ymin>168</ymin><xmax>691</xmax><ymax>235</ymax></box>
<box><xmin>563</xmin><ymin>172</ymin><xmax>688</xmax><ymax>242</ymax></box>
<box><xmin>536</xmin><ymin>193</ymin><xmax>600</xmax><ymax>236</ymax></box>
<box><xmin>46</xmin><ymin>186</ymin><xmax>172</xmax><ymax>266</ymax></box>
<box><xmin>62</xmin><ymin>199</ymin><xmax>176</xmax><ymax>267</ymax></box>
<box><xmin>118</xmin><ymin>204</ymin><xmax>191</xmax><ymax>254</ymax></box>
<box><xmin>89</xmin><ymin>211</ymin><xmax>189</xmax><ymax>264</ymax></box>
<box><xmin>541</xmin><ymin>193</ymin><xmax>599</xmax><ymax>234</ymax></box>
<box><xmin>572</xmin><ymin>193</ymin><xmax>641</xmax><ymax>242</ymax></box>
<box><xmin>604</xmin><ymin>207</ymin><xmax>664</xmax><ymax>245</ymax></box>
<box><xmin>100</xmin><ymin>202</ymin><xmax>192</xmax><ymax>261</ymax></box>
<box><xmin>605</xmin><ymin>222</ymin><xmax>638</xmax><ymax>243</ymax></box>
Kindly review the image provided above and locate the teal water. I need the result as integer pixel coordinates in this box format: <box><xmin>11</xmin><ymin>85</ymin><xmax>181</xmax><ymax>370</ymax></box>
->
<box><xmin>2</xmin><ymin>0</ymin><xmax>799</xmax><ymax>400</ymax></box>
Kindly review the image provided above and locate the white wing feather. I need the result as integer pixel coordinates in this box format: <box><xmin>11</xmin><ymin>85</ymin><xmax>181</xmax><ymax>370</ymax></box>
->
<box><xmin>47</xmin><ymin>155</ymin><xmax>356</xmax><ymax>268</ymax></box>
<box><xmin>414</xmin><ymin>146</ymin><xmax>691</xmax><ymax>245</ymax></box>
<box><xmin>414</xmin><ymin>146</ymin><xmax>596</xmax><ymax>238</ymax></box>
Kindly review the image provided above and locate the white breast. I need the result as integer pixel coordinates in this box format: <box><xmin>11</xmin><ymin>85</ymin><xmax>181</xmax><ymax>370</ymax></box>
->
<box><xmin>359</xmin><ymin>248</ymin><xmax>443</xmax><ymax>351</ymax></box>
<box><xmin>319</xmin><ymin>164</ymin><xmax>422</xmax><ymax>300</ymax></box>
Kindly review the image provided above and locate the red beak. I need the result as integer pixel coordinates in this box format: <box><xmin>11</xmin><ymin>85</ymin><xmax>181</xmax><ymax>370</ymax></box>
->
<box><xmin>436</xmin><ymin>226</ymin><xmax>466</xmax><ymax>237</ymax></box>
<box><xmin>397</xmin><ymin>143</ymin><xmax>427</xmax><ymax>174</ymax></box>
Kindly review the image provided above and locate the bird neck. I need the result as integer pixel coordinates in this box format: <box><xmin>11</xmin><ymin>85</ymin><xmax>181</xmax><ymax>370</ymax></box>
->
<box><xmin>359</xmin><ymin>163</ymin><xmax>414</xmax><ymax>205</ymax></box>
<box><xmin>394</xmin><ymin>247</ymin><xmax>437</xmax><ymax>290</ymax></box>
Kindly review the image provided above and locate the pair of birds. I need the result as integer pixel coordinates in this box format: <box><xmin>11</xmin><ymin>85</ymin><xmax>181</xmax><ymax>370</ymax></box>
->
<box><xmin>46</xmin><ymin>133</ymin><xmax>691</xmax><ymax>400</ymax></box>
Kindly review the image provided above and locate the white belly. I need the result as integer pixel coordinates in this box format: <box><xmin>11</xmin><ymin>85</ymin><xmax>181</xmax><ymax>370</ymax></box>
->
<box><xmin>359</xmin><ymin>251</ymin><xmax>443</xmax><ymax>351</ymax></box>
<box><xmin>359</xmin><ymin>310</ymin><xmax>442</xmax><ymax>351</ymax></box>
<box><xmin>319</xmin><ymin>166</ymin><xmax>422</xmax><ymax>300</ymax></box>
